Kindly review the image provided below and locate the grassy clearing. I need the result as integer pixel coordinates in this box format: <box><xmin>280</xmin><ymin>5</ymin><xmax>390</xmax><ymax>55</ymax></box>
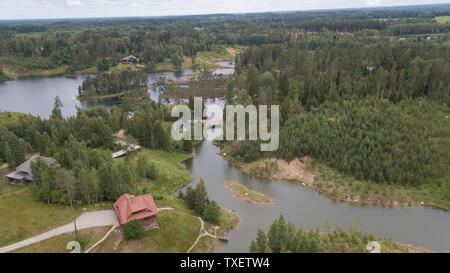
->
<box><xmin>12</xmin><ymin>226</ymin><xmax>111</xmax><ymax>253</ymax></box>
<box><xmin>225</xmin><ymin>179</ymin><xmax>273</xmax><ymax>205</ymax></box>
<box><xmin>0</xmin><ymin>167</ymin><xmax>22</xmax><ymax>195</ymax></box>
<box><xmin>132</xmin><ymin>148</ymin><xmax>193</xmax><ymax>196</ymax></box>
<box><xmin>112</xmin><ymin>145</ymin><xmax>194</xmax><ymax>210</ymax></box>
<box><xmin>107</xmin><ymin>63</ymin><xmax>138</xmax><ymax>72</ymax></box>
<box><xmin>1</xmin><ymin>64</ymin><xmax>69</xmax><ymax>78</ymax></box>
<box><xmin>0</xmin><ymin>188</ymin><xmax>111</xmax><ymax>247</ymax></box>
<box><xmin>93</xmin><ymin>209</ymin><xmax>200</xmax><ymax>252</ymax></box>
<box><xmin>160</xmin><ymin>75</ymin><xmax>229</xmax><ymax>99</ymax></box>
<box><xmin>435</xmin><ymin>16</ymin><xmax>450</xmax><ymax>23</ymax></box>
<box><xmin>153</xmin><ymin>48</ymin><xmax>233</xmax><ymax>72</ymax></box>
<box><xmin>153</xmin><ymin>57</ymin><xmax>194</xmax><ymax>72</ymax></box>
<box><xmin>92</xmin><ymin>207</ymin><xmax>238</xmax><ymax>253</ymax></box>
<box><xmin>196</xmin><ymin>45</ymin><xmax>234</xmax><ymax>63</ymax></box>
<box><xmin>190</xmin><ymin>236</ymin><xmax>217</xmax><ymax>253</ymax></box>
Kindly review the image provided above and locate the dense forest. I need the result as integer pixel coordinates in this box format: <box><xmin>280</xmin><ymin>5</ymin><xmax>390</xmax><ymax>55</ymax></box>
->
<box><xmin>0</xmin><ymin>6</ymin><xmax>448</xmax><ymax>77</ymax></box>
<box><xmin>214</xmin><ymin>9</ymin><xmax>450</xmax><ymax>207</ymax></box>
<box><xmin>0</xmin><ymin>97</ymin><xmax>187</xmax><ymax>205</ymax></box>
<box><xmin>0</xmin><ymin>5</ymin><xmax>449</xmax><ymax>208</ymax></box>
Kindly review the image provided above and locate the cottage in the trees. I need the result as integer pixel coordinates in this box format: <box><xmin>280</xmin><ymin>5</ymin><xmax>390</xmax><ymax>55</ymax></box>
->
<box><xmin>6</xmin><ymin>156</ymin><xmax>55</xmax><ymax>184</ymax></box>
<box><xmin>120</xmin><ymin>55</ymin><xmax>137</xmax><ymax>64</ymax></box>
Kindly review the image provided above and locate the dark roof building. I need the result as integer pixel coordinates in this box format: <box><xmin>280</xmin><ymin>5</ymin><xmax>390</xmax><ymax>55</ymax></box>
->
<box><xmin>120</xmin><ymin>55</ymin><xmax>137</xmax><ymax>64</ymax></box>
<box><xmin>6</xmin><ymin>156</ymin><xmax>55</xmax><ymax>184</ymax></box>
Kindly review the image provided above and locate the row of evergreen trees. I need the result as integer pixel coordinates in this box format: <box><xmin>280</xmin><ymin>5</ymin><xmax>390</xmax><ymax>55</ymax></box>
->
<box><xmin>1</xmin><ymin>8</ymin><xmax>447</xmax><ymax>74</ymax></box>
<box><xmin>178</xmin><ymin>179</ymin><xmax>221</xmax><ymax>224</ymax></box>
<box><xmin>236</xmin><ymin>39</ymin><xmax>449</xmax><ymax>106</ymax></box>
<box><xmin>250</xmin><ymin>215</ymin><xmax>382</xmax><ymax>253</ymax></box>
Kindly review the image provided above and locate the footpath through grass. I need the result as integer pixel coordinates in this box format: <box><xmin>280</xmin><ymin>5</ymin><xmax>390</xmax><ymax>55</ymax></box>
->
<box><xmin>93</xmin><ymin>209</ymin><xmax>200</xmax><ymax>252</ymax></box>
<box><xmin>12</xmin><ymin>226</ymin><xmax>111</xmax><ymax>253</ymax></box>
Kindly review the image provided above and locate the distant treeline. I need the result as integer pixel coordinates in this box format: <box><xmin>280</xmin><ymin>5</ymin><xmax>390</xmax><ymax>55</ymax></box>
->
<box><xmin>236</xmin><ymin>39</ymin><xmax>449</xmax><ymax>103</ymax></box>
<box><xmin>0</xmin><ymin>7</ymin><xmax>448</xmax><ymax>73</ymax></box>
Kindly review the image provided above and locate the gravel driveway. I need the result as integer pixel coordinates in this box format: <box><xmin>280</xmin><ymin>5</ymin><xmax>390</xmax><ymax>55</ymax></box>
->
<box><xmin>0</xmin><ymin>210</ymin><xmax>119</xmax><ymax>253</ymax></box>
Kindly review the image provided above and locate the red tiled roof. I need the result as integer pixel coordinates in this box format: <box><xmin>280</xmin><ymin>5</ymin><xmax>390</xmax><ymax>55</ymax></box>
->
<box><xmin>113</xmin><ymin>193</ymin><xmax>158</xmax><ymax>225</ymax></box>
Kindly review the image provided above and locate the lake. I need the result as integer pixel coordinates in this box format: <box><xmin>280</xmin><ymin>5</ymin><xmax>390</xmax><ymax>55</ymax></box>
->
<box><xmin>0</xmin><ymin>64</ymin><xmax>449</xmax><ymax>253</ymax></box>
<box><xmin>0</xmin><ymin>64</ymin><xmax>234</xmax><ymax>118</ymax></box>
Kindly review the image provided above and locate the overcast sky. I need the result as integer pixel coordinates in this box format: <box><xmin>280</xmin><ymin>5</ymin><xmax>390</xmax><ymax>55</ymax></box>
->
<box><xmin>0</xmin><ymin>0</ymin><xmax>448</xmax><ymax>20</ymax></box>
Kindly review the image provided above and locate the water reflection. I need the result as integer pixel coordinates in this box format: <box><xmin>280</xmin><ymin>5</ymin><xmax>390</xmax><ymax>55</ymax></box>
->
<box><xmin>0</xmin><ymin>62</ymin><xmax>234</xmax><ymax>118</ymax></box>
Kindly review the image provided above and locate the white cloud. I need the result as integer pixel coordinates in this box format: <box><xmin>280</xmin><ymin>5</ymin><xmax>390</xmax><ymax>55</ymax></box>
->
<box><xmin>67</xmin><ymin>0</ymin><xmax>81</xmax><ymax>7</ymax></box>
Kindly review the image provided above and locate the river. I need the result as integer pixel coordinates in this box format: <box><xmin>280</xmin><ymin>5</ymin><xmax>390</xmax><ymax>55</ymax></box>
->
<box><xmin>185</xmin><ymin>141</ymin><xmax>450</xmax><ymax>253</ymax></box>
<box><xmin>0</xmin><ymin>64</ymin><xmax>449</xmax><ymax>253</ymax></box>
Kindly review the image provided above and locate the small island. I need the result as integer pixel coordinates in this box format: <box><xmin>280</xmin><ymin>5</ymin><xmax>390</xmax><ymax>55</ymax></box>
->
<box><xmin>77</xmin><ymin>69</ymin><xmax>148</xmax><ymax>100</ymax></box>
<box><xmin>225</xmin><ymin>179</ymin><xmax>273</xmax><ymax>206</ymax></box>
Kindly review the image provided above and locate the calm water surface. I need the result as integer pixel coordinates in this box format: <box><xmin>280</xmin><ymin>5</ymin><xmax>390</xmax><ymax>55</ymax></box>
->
<box><xmin>0</xmin><ymin>64</ymin><xmax>234</xmax><ymax>118</ymax></box>
<box><xmin>0</xmin><ymin>65</ymin><xmax>449</xmax><ymax>253</ymax></box>
<box><xmin>185</xmin><ymin>141</ymin><xmax>450</xmax><ymax>253</ymax></box>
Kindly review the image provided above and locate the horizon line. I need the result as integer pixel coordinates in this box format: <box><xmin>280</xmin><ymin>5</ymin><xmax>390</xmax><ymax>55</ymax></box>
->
<box><xmin>0</xmin><ymin>3</ymin><xmax>448</xmax><ymax>22</ymax></box>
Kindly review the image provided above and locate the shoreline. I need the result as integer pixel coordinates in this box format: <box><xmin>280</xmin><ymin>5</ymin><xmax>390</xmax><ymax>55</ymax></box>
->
<box><xmin>76</xmin><ymin>87</ymin><xmax>149</xmax><ymax>101</ymax></box>
<box><xmin>209</xmin><ymin>207</ymin><xmax>240</xmax><ymax>253</ymax></box>
<box><xmin>225</xmin><ymin>179</ymin><xmax>274</xmax><ymax>206</ymax></box>
<box><xmin>217</xmin><ymin>150</ymin><xmax>447</xmax><ymax>212</ymax></box>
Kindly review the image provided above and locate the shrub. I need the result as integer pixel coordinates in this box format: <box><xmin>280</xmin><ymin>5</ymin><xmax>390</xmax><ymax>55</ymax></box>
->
<box><xmin>123</xmin><ymin>219</ymin><xmax>145</xmax><ymax>240</ymax></box>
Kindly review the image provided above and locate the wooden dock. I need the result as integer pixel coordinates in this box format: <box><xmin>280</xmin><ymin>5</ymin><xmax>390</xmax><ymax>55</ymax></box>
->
<box><xmin>215</xmin><ymin>234</ymin><xmax>228</xmax><ymax>242</ymax></box>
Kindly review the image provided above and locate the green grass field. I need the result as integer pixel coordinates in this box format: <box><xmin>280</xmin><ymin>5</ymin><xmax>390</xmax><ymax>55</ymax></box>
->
<box><xmin>0</xmin><ymin>167</ymin><xmax>22</xmax><ymax>195</ymax></box>
<box><xmin>93</xmin><ymin>209</ymin><xmax>200</xmax><ymax>252</ymax></box>
<box><xmin>13</xmin><ymin>226</ymin><xmax>111</xmax><ymax>253</ymax></box>
<box><xmin>196</xmin><ymin>45</ymin><xmax>234</xmax><ymax>63</ymax></box>
<box><xmin>0</xmin><ymin>188</ymin><xmax>111</xmax><ymax>247</ymax></box>
<box><xmin>130</xmin><ymin>148</ymin><xmax>193</xmax><ymax>196</ymax></box>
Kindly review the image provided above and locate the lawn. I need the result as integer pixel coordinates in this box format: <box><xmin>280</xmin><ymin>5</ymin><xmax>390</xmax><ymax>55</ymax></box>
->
<box><xmin>190</xmin><ymin>236</ymin><xmax>217</xmax><ymax>253</ymax></box>
<box><xmin>92</xmin><ymin>206</ymin><xmax>238</xmax><ymax>253</ymax></box>
<box><xmin>154</xmin><ymin>57</ymin><xmax>194</xmax><ymax>72</ymax></box>
<box><xmin>0</xmin><ymin>188</ymin><xmax>111</xmax><ymax>247</ymax></box>
<box><xmin>153</xmin><ymin>49</ymin><xmax>232</xmax><ymax>72</ymax></box>
<box><xmin>12</xmin><ymin>226</ymin><xmax>111</xmax><ymax>253</ymax></box>
<box><xmin>0</xmin><ymin>166</ymin><xmax>22</xmax><ymax>195</ymax></box>
<box><xmin>196</xmin><ymin>45</ymin><xmax>234</xmax><ymax>63</ymax></box>
<box><xmin>130</xmin><ymin>148</ymin><xmax>193</xmax><ymax>196</ymax></box>
<box><xmin>92</xmin><ymin>209</ymin><xmax>201</xmax><ymax>252</ymax></box>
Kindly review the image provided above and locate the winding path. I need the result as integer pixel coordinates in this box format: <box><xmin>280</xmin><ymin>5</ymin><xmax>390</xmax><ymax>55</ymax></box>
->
<box><xmin>157</xmin><ymin>207</ymin><xmax>218</xmax><ymax>253</ymax></box>
<box><xmin>0</xmin><ymin>207</ymin><xmax>219</xmax><ymax>253</ymax></box>
<box><xmin>0</xmin><ymin>210</ymin><xmax>119</xmax><ymax>253</ymax></box>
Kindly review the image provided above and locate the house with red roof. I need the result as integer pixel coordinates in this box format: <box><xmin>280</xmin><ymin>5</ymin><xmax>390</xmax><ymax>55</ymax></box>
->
<box><xmin>113</xmin><ymin>193</ymin><xmax>158</xmax><ymax>230</ymax></box>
